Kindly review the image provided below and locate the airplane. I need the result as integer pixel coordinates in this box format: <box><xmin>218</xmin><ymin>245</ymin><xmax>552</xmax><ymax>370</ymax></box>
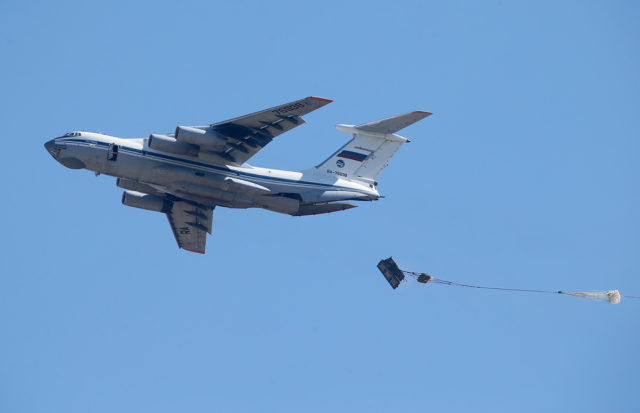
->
<box><xmin>44</xmin><ymin>97</ymin><xmax>431</xmax><ymax>253</ymax></box>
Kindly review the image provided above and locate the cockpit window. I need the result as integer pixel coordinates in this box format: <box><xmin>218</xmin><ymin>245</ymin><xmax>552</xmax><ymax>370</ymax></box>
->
<box><xmin>63</xmin><ymin>132</ymin><xmax>81</xmax><ymax>137</ymax></box>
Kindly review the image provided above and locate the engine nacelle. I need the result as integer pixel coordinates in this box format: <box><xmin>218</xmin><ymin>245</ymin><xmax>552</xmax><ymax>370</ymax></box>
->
<box><xmin>117</xmin><ymin>178</ymin><xmax>165</xmax><ymax>197</ymax></box>
<box><xmin>175</xmin><ymin>126</ymin><xmax>227</xmax><ymax>150</ymax></box>
<box><xmin>148</xmin><ymin>134</ymin><xmax>199</xmax><ymax>156</ymax></box>
<box><xmin>121</xmin><ymin>190</ymin><xmax>172</xmax><ymax>213</ymax></box>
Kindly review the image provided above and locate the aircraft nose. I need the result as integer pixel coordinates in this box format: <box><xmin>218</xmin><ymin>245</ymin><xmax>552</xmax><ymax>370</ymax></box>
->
<box><xmin>44</xmin><ymin>139</ymin><xmax>57</xmax><ymax>156</ymax></box>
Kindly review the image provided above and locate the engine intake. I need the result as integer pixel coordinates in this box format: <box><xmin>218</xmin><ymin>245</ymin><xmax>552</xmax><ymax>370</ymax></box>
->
<box><xmin>121</xmin><ymin>190</ymin><xmax>172</xmax><ymax>213</ymax></box>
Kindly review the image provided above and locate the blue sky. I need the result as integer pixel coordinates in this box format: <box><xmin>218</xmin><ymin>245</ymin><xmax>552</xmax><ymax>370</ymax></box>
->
<box><xmin>1</xmin><ymin>0</ymin><xmax>638</xmax><ymax>411</ymax></box>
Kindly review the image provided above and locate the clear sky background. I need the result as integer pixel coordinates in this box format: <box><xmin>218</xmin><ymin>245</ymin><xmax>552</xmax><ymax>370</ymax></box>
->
<box><xmin>1</xmin><ymin>1</ymin><xmax>638</xmax><ymax>412</ymax></box>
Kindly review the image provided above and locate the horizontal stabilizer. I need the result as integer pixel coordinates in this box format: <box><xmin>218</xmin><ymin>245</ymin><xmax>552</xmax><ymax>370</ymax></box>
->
<box><xmin>355</xmin><ymin>111</ymin><xmax>431</xmax><ymax>135</ymax></box>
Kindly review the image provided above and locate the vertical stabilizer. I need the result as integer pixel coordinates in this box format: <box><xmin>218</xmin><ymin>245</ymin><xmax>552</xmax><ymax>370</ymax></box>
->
<box><xmin>310</xmin><ymin>111</ymin><xmax>431</xmax><ymax>183</ymax></box>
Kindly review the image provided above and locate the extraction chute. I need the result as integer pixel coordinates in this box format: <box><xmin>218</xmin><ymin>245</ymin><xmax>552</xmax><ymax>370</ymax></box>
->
<box><xmin>377</xmin><ymin>257</ymin><xmax>637</xmax><ymax>305</ymax></box>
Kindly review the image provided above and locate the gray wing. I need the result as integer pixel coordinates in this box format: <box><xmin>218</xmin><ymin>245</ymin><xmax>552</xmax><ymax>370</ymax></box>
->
<box><xmin>191</xmin><ymin>96</ymin><xmax>332</xmax><ymax>165</ymax></box>
<box><xmin>166</xmin><ymin>201</ymin><xmax>214</xmax><ymax>254</ymax></box>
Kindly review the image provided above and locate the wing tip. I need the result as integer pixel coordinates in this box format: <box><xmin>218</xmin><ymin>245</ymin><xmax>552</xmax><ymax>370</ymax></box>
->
<box><xmin>308</xmin><ymin>96</ymin><xmax>333</xmax><ymax>103</ymax></box>
<box><xmin>413</xmin><ymin>110</ymin><xmax>433</xmax><ymax>116</ymax></box>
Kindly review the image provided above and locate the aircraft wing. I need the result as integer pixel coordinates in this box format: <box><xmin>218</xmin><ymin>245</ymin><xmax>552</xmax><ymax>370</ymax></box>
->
<box><xmin>166</xmin><ymin>201</ymin><xmax>214</xmax><ymax>254</ymax></box>
<box><xmin>194</xmin><ymin>96</ymin><xmax>332</xmax><ymax>165</ymax></box>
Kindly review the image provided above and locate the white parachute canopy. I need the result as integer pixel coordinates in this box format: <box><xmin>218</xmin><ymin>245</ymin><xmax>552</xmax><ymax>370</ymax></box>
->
<box><xmin>562</xmin><ymin>290</ymin><xmax>621</xmax><ymax>304</ymax></box>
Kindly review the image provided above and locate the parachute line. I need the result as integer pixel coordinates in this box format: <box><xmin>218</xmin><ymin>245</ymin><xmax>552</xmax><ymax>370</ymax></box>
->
<box><xmin>397</xmin><ymin>270</ymin><xmax>628</xmax><ymax>305</ymax></box>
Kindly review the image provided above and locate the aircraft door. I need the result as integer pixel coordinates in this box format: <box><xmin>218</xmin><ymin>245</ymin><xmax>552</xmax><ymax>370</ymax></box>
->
<box><xmin>107</xmin><ymin>143</ymin><xmax>119</xmax><ymax>161</ymax></box>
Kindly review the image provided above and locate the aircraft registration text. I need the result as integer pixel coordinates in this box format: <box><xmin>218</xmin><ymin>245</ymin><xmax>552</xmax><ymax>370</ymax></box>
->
<box><xmin>327</xmin><ymin>169</ymin><xmax>347</xmax><ymax>177</ymax></box>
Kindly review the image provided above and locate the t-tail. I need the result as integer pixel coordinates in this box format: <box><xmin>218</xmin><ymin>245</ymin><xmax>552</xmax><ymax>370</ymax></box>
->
<box><xmin>309</xmin><ymin>111</ymin><xmax>432</xmax><ymax>185</ymax></box>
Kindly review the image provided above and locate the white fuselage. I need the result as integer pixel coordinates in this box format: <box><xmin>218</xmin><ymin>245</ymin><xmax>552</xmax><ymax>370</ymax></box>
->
<box><xmin>45</xmin><ymin>132</ymin><xmax>380</xmax><ymax>213</ymax></box>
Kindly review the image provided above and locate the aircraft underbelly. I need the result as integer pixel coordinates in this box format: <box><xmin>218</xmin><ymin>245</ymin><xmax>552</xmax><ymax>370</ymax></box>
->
<box><xmin>109</xmin><ymin>156</ymin><xmax>299</xmax><ymax>213</ymax></box>
<box><xmin>104</xmin><ymin>149</ymin><xmax>370</xmax><ymax>216</ymax></box>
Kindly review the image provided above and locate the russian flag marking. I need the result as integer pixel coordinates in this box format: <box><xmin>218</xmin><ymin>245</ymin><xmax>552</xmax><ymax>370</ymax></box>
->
<box><xmin>337</xmin><ymin>150</ymin><xmax>368</xmax><ymax>162</ymax></box>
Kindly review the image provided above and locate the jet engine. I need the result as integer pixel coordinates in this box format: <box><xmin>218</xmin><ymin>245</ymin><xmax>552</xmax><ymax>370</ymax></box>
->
<box><xmin>121</xmin><ymin>190</ymin><xmax>172</xmax><ymax>213</ymax></box>
<box><xmin>117</xmin><ymin>178</ymin><xmax>165</xmax><ymax>197</ymax></box>
<box><xmin>148</xmin><ymin>134</ymin><xmax>199</xmax><ymax>156</ymax></box>
<box><xmin>175</xmin><ymin>126</ymin><xmax>227</xmax><ymax>151</ymax></box>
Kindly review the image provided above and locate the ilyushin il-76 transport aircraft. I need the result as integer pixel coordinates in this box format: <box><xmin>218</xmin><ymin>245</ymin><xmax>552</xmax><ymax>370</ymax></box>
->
<box><xmin>45</xmin><ymin>97</ymin><xmax>431</xmax><ymax>253</ymax></box>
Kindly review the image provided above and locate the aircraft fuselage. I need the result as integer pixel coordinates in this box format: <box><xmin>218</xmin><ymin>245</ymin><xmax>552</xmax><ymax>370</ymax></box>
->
<box><xmin>45</xmin><ymin>132</ymin><xmax>379</xmax><ymax>215</ymax></box>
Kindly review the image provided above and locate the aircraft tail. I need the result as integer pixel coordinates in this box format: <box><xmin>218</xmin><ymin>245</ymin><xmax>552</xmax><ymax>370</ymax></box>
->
<box><xmin>309</xmin><ymin>111</ymin><xmax>431</xmax><ymax>184</ymax></box>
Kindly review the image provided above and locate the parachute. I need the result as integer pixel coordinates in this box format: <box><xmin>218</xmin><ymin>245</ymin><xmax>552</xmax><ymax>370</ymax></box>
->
<box><xmin>377</xmin><ymin>257</ymin><xmax>638</xmax><ymax>305</ymax></box>
<box><xmin>560</xmin><ymin>290</ymin><xmax>621</xmax><ymax>304</ymax></box>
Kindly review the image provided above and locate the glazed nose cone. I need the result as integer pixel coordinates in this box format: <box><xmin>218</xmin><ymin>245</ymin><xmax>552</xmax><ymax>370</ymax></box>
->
<box><xmin>44</xmin><ymin>139</ymin><xmax>57</xmax><ymax>157</ymax></box>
